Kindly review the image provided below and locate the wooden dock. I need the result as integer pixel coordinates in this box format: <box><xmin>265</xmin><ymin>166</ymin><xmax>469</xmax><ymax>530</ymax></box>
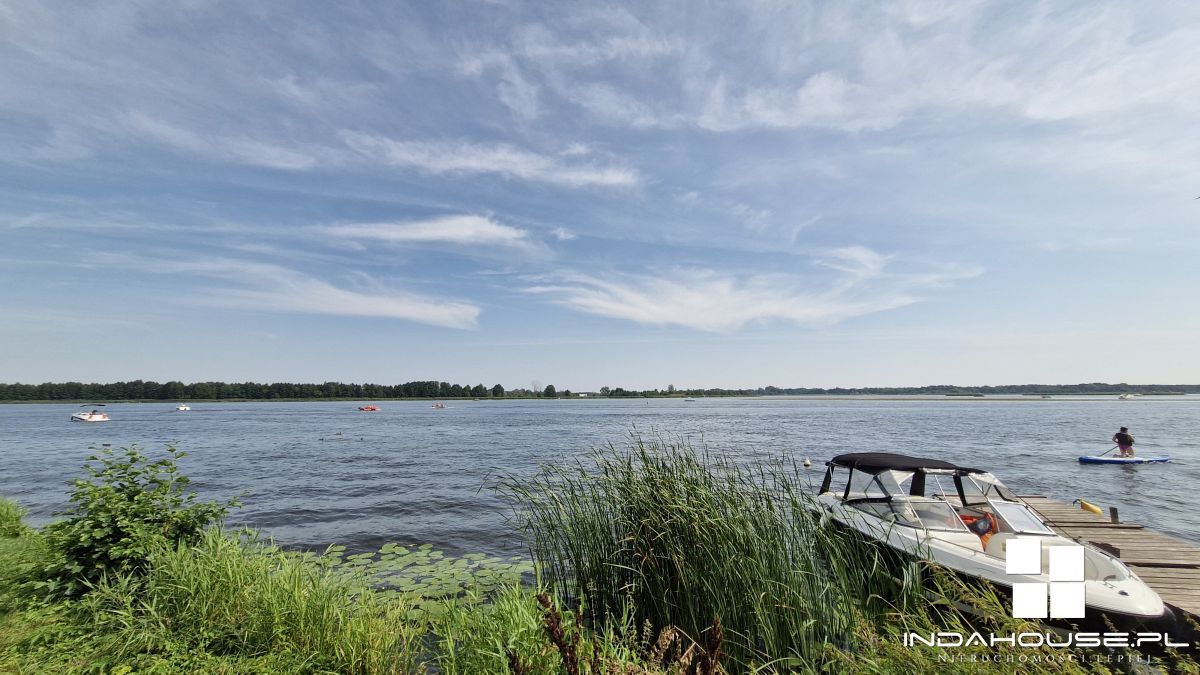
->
<box><xmin>1021</xmin><ymin>495</ymin><xmax>1200</xmax><ymax>618</ymax></box>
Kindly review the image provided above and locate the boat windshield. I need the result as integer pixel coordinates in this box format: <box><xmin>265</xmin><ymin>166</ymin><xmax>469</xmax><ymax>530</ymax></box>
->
<box><xmin>990</xmin><ymin>500</ymin><xmax>1054</xmax><ymax>534</ymax></box>
<box><xmin>846</xmin><ymin>469</ymin><xmax>910</xmax><ymax>498</ymax></box>
<box><xmin>851</xmin><ymin>498</ymin><xmax>969</xmax><ymax>532</ymax></box>
<box><xmin>961</xmin><ymin>474</ymin><xmax>1018</xmax><ymax>505</ymax></box>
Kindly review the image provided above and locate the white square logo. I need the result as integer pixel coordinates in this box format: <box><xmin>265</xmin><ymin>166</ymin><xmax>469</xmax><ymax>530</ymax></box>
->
<box><xmin>1006</xmin><ymin>537</ymin><xmax>1042</xmax><ymax>575</ymax></box>
<box><xmin>1006</xmin><ymin>541</ymin><xmax>1088</xmax><ymax>619</ymax></box>
<box><xmin>1050</xmin><ymin>582</ymin><xmax>1086</xmax><ymax>618</ymax></box>
<box><xmin>1048</xmin><ymin>546</ymin><xmax>1084</xmax><ymax>582</ymax></box>
<box><xmin>1012</xmin><ymin>582</ymin><xmax>1049</xmax><ymax>618</ymax></box>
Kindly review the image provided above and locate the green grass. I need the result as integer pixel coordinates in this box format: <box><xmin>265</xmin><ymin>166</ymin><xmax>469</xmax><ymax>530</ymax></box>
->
<box><xmin>0</xmin><ymin>518</ymin><xmax>678</xmax><ymax>673</ymax></box>
<box><xmin>83</xmin><ymin>529</ymin><xmax>426</xmax><ymax>673</ymax></box>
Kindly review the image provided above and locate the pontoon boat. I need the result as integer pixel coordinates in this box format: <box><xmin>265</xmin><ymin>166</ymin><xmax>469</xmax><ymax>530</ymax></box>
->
<box><xmin>815</xmin><ymin>453</ymin><xmax>1166</xmax><ymax>624</ymax></box>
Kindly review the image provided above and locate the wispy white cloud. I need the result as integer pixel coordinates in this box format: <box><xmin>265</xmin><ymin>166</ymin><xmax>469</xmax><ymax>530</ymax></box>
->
<box><xmin>458</xmin><ymin>53</ymin><xmax>542</xmax><ymax>120</ymax></box>
<box><xmin>338</xmin><ymin>131</ymin><xmax>638</xmax><ymax>187</ymax></box>
<box><xmin>526</xmin><ymin>251</ymin><xmax>980</xmax><ymax>332</ymax></box>
<box><xmin>525</xmin><ymin>269</ymin><xmax>897</xmax><ymax>332</ymax></box>
<box><xmin>323</xmin><ymin>214</ymin><xmax>535</xmax><ymax>249</ymax></box>
<box><xmin>108</xmin><ymin>256</ymin><xmax>480</xmax><ymax>329</ymax></box>
<box><xmin>817</xmin><ymin>246</ymin><xmax>890</xmax><ymax>280</ymax></box>
<box><xmin>126</xmin><ymin>112</ymin><xmax>319</xmax><ymax>170</ymax></box>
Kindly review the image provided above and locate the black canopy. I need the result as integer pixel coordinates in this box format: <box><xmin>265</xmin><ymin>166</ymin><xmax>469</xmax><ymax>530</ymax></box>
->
<box><xmin>827</xmin><ymin>452</ymin><xmax>981</xmax><ymax>474</ymax></box>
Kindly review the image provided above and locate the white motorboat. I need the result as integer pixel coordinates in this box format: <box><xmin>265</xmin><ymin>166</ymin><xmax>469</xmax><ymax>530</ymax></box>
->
<box><xmin>815</xmin><ymin>452</ymin><xmax>1166</xmax><ymax>624</ymax></box>
<box><xmin>175</xmin><ymin>404</ymin><xmax>191</xmax><ymax>411</ymax></box>
<box><xmin>70</xmin><ymin>404</ymin><xmax>110</xmax><ymax>422</ymax></box>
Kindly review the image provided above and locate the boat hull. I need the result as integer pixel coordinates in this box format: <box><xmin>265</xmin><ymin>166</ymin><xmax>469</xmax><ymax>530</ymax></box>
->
<box><xmin>815</xmin><ymin>496</ymin><xmax>1166</xmax><ymax>624</ymax></box>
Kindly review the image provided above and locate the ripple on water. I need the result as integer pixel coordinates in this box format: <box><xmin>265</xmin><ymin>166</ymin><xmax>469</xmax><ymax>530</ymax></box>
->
<box><xmin>2</xmin><ymin>398</ymin><xmax>1198</xmax><ymax>553</ymax></box>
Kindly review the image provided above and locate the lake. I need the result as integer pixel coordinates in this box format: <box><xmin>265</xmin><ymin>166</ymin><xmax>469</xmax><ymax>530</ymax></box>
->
<box><xmin>2</xmin><ymin>397</ymin><xmax>1196</xmax><ymax>556</ymax></box>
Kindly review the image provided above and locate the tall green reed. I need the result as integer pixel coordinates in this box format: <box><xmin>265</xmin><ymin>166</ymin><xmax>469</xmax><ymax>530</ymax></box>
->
<box><xmin>501</xmin><ymin>435</ymin><xmax>972</xmax><ymax>669</ymax></box>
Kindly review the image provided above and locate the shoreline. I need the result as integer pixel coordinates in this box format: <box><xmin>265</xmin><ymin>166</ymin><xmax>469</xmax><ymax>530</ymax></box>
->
<box><xmin>1</xmin><ymin>393</ymin><xmax>1192</xmax><ymax>404</ymax></box>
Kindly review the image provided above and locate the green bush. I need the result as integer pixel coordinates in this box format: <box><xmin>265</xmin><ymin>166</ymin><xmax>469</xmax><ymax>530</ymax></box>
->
<box><xmin>37</xmin><ymin>445</ymin><xmax>239</xmax><ymax>597</ymax></box>
<box><xmin>0</xmin><ymin>497</ymin><xmax>26</xmax><ymax>538</ymax></box>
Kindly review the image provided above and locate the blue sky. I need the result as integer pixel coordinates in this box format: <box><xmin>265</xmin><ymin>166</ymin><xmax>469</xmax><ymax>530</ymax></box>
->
<box><xmin>2</xmin><ymin>1</ymin><xmax>1198</xmax><ymax>390</ymax></box>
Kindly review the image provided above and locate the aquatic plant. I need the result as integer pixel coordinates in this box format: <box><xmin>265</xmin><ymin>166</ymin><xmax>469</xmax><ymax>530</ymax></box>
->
<box><xmin>311</xmin><ymin>541</ymin><xmax>532</xmax><ymax>616</ymax></box>
<box><xmin>500</xmin><ymin>435</ymin><xmax>902</xmax><ymax>666</ymax></box>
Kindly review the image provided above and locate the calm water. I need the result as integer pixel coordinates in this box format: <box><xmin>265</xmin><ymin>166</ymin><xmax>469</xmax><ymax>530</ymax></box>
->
<box><xmin>2</xmin><ymin>397</ymin><xmax>1196</xmax><ymax>556</ymax></box>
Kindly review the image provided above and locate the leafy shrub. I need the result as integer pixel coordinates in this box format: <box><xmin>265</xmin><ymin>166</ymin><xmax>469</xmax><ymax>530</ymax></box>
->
<box><xmin>38</xmin><ymin>445</ymin><xmax>239</xmax><ymax>597</ymax></box>
<box><xmin>0</xmin><ymin>497</ymin><xmax>26</xmax><ymax>538</ymax></box>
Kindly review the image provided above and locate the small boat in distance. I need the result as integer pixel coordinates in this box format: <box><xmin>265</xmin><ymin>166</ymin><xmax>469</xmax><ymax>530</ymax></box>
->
<box><xmin>684</xmin><ymin>397</ymin><xmax>696</xmax><ymax>402</ymax></box>
<box><xmin>70</xmin><ymin>404</ymin><xmax>109</xmax><ymax>422</ymax></box>
<box><xmin>432</xmin><ymin>403</ymin><xmax>446</xmax><ymax>409</ymax></box>
<box><xmin>175</xmin><ymin>404</ymin><xmax>191</xmax><ymax>411</ymax></box>
<box><xmin>1118</xmin><ymin>393</ymin><xmax>1138</xmax><ymax>400</ymax></box>
<box><xmin>358</xmin><ymin>405</ymin><xmax>379</xmax><ymax>412</ymax></box>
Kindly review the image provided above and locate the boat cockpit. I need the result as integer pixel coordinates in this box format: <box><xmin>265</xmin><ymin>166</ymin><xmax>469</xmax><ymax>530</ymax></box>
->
<box><xmin>818</xmin><ymin>453</ymin><xmax>1130</xmax><ymax>580</ymax></box>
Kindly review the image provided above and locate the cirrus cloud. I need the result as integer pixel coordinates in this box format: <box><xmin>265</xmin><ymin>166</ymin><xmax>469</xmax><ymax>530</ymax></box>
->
<box><xmin>338</xmin><ymin>131</ymin><xmax>639</xmax><ymax>187</ymax></box>
<box><xmin>525</xmin><ymin>250</ymin><xmax>980</xmax><ymax>332</ymax></box>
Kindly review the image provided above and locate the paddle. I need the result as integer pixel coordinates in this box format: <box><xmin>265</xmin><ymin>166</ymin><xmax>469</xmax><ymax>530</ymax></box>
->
<box><xmin>1097</xmin><ymin>445</ymin><xmax>1119</xmax><ymax>458</ymax></box>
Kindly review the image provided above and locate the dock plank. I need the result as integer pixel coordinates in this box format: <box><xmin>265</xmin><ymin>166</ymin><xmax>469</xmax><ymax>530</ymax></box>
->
<box><xmin>1021</xmin><ymin>496</ymin><xmax>1200</xmax><ymax>621</ymax></box>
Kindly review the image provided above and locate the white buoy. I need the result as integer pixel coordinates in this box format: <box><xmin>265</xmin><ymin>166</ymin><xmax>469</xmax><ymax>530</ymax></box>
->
<box><xmin>802</xmin><ymin>457</ymin><xmax>812</xmax><ymax>468</ymax></box>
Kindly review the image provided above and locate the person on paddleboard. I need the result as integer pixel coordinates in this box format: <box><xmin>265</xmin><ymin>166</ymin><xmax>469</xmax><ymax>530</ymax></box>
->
<box><xmin>1112</xmin><ymin>426</ymin><xmax>1135</xmax><ymax>458</ymax></box>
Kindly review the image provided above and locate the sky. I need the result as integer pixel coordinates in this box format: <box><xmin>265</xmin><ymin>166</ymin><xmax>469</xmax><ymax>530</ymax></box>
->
<box><xmin>1</xmin><ymin>1</ymin><xmax>1198</xmax><ymax>390</ymax></box>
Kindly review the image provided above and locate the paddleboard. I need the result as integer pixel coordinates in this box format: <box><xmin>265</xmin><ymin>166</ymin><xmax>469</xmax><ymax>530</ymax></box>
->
<box><xmin>1078</xmin><ymin>455</ymin><xmax>1170</xmax><ymax>465</ymax></box>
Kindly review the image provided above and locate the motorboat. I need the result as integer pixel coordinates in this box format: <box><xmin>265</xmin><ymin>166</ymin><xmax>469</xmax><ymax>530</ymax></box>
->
<box><xmin>358</xmin><ymin>405</ymin><xmax>379</xmax><ymax>412</ymax></box>
<box><xmin>684</xmin><ymin>397</ymin><xmax>696</xmax><ymax>402</ymax></box>
<box><xmin>815</xmin><ymin>452</ymin><xmax>1166</xmax><ymax>624</ymax></box>
<box><xmin>175</xmin><ymin>404</ymin><xmax>191</xmax><ymax>411</ymax></box>
<box><xmin>432</xmin><ymin>403</ymin><xmax>446</xmax><ymax>409</ymax></box>
<box><xmin>1118</xmin><ymin>393</ymin><xmax>1139</xmax><ymax>400</ymax></box>
<box><xmin>70</xmin><ymin>404</ymin><xmax>110</xmax><ymax>422</ymax></box>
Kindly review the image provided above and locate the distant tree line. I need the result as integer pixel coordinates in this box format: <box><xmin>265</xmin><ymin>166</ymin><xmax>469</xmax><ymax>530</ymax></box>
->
<box><xmin>598</xmin><ymin>383</ymin><xmax>1198</xmax><ymax>397</ymax></box>
<box><xmin>0</xmin><ymin>380</ymin><xmax>1195</xmax><ymax>402</ymax></box>
<box><xmin>0</xmin><ymin>380</ymin><xmax>541</xmax><ymax>401</ymax></box>
<box><xmin>753</xmin><ymin>383</ymin><xmax>1200</xmax><ymax>396</ymax></box>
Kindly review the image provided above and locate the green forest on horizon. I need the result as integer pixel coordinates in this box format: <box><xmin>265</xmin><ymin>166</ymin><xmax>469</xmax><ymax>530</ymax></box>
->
<box><xmin>0</xmin><ymin>380</ymin><xmax>1195</xmax><ymax>402</ymax></box>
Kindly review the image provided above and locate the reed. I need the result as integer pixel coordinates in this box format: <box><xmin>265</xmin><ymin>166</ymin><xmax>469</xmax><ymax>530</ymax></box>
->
<box><xmin>501</xmin><ymin>435</ymin><xmax>991</xmax><ymax>669</ymax></box>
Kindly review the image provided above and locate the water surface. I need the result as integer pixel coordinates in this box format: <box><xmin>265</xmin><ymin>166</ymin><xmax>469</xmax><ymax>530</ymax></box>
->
<box><xmin>1</xmin><ymin>397</ymin><xmax>1195</xmax><ymax>556</ymax></box>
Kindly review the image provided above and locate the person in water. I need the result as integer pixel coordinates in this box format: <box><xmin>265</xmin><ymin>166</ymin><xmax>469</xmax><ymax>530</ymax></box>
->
<box><xmin>1112</xmin><ymin>426</ymin><xmax>1135</xmax><ymax>458</ymax></box>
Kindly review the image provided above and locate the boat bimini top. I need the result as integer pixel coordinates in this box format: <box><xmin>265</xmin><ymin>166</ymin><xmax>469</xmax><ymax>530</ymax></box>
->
<box><xmin>820</xmin><ymin>452</ymin><xmax>1019</xmax><ymax>507</ymax></box>
<box><xmin>818</xmin><ymin>452</ymin><xmax>1047</xmax><ymax>542</ymax></box>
